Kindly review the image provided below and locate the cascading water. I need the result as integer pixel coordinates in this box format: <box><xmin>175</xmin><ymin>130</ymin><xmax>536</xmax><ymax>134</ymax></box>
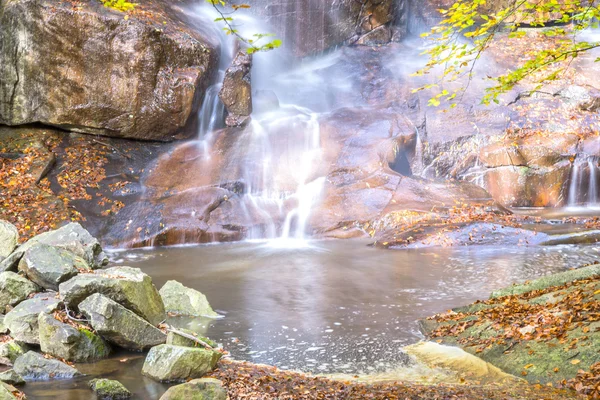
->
<box><xmin>567</xmin><ymin>156</ymin><xmax>600</xmax><ymax>207</ymax></box>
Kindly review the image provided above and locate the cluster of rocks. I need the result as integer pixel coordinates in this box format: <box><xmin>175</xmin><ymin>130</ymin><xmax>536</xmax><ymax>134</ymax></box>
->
<box><xmin>0</xmin><ymin>220</ymin><xmax>226</xmax><ymax>399</ymax></box>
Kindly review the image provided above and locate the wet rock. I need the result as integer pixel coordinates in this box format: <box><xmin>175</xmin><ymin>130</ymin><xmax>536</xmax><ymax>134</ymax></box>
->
<box><xmin>78</xmin><ymin>294</ymin><xmax>166</xmax><ymax>352</ymax></box>
<box><xmin>18</xmin><ymin>244</ymin><xmax>86</xmax><ymax>291</ymax></box>
<box><xmin>0</xmin><ymin>271</ymin><xmax>40</xmax><ymax>310</ymax></box>
<box><xmin>220</xmin><ymin>51</ymin><xmax>252</xmax><ymax>127</ymax></box>
<box><xmin>0</xmin><ymin>222</ymin><xmax>18</xmax><ymax>261</ymax></box>
<box><xmin>0</xmin><ymin>0</ymin><xmax>218</xmax><ymax>140</ymax></box>
<box><xmin>166</xmin><ymin>329</ymin><xmax>217</xmax><ymax>349</ymax></box>
<box><xmin>59</xmin><ymin>266</ymin><xmax>165</xmax><ymax>326</ymax></box>
<box><xmin>0</xmin><ymin>370</ymin><xmax>24</xmax><ymax>386</ymax></box>
<box><xmin>159</xmin><ymin>281</ymin><xmax>217</xmax><ymax>317</ymax></box>
<box><xmin>89</xmin><ymin>378</ymin><xmax>131</xmax><ymax>400</ymax></box>
<box><xmin>38</xmin><ymin>313</ymin><xmax>111</xmax><ymax>362</ymax></box>
<box><xmin>13</xmin><ymin>351</ymin><xmax>81</xmax><ymax>381</ymax></box>
<box><xmin>141</xmin><ymin>344</ymin><xmax>221</xmax><ymax>382</ymax></box>
<box><xmin>160</xmin><ymin>378</ymin><xmax>227</xmax><ymax>400</ymax></box>
<box><xmin>4</xmin><ymin>295</ymin><xmax>62</xmax><ymax>344</ymax></box>
<box><xmin>0</xmin><ymin>341</ymin><xmax>25</xmax><ymax>366</ymax></box>
<box><xmin>18</xmin><ymin>223</ymin><xmax>107</xmax><ymax>269</ymax></box>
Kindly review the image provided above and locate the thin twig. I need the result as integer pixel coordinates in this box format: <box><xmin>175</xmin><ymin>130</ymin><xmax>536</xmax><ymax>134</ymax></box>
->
<box><xmin>166</xmin><ymin>327</ymin><xmax>215</xmax><ymax>350</ymax></box>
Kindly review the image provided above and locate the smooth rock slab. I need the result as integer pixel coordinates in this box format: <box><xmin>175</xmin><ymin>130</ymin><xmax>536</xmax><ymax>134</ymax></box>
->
<box><xmin>0</xmin><ymin>221</ymin><xmax>18</xmax><ymax>260</ymax></box>
<box><xmin>38</xmin><ymin>313</ymin><xmax>111</xmax><ymax>362</ymax></box>
<box><xmin>141</xmin><ymin>344</ymin><xmax>221</xmax><ymax>382</ymax></box>
<box><xmin>160</xmin><ymin>378</ymin><xmax>227</xmax><ymax>400</ymax></box>
<box><xmin>159</xmin><ymin>280</ymin><xmax>217</xmax><ymax>317</ymax></box>
<box><xmin>89</xmin><ymin>378</ymin><xmax>131</xmax><ymax>399</ymax></box>
<box><xmin>18</xmin><ymin>243</ymin><xmax>88</xmax><ymax>291</ymax></box>
<box><xmin>60</xmin><ymin>267</ymin><xmax>165</xmax><ymax>325</ymax></box>
<box><xmin>79</xmin><ymin>294</ymin><xmax>165</xmax><ymax>352</ymax></box>
<box><xmin>18</xmin><ymin>223</ymin><xmax>107</xmax><ymax>269</ymax></box>
<box><xmin>0</xmin><ymin>271</ymin><xmax>40</xmax><ymax>310</ymax></box>
<box><xmin>4</xmin><ymin>295</ymin><xmax>62</xmax><ymax>344</ymax></box>
<box><xmin>0</xmin><ymin>341</ymin><xmax>25</xmax><ymax>366</ymax></box>
<box><xmin>13</xmin><ymin>351</ymin><xmax>81</xmax><ymax>381</ymax></box>
<box><xmin>0</xmin><ymin>370</ymin><xmax>24</xmax><ymax>386</ymax></box>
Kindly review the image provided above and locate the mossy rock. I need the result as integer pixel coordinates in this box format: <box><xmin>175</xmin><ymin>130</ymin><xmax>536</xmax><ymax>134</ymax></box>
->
<box><xmin>89</xmin><ymin>378</ymin><xmax>131</xmax><ymax>399</ymax></box>
<box><xmin>166</xmin><ymin>329</ymin><xmax>217</xmax><ymax>349</ymax></box>
<box><xmin>0</xmin><ymin>271</ymin><xmax>40</xmax><ymax>310</ymax></box>
<box><xmin>142</xmin><ymin>344</ymin><xmax>221</xmax><ymax>382</ymax></box>
<box><xmin>0</xmin><ymin>341</ymin><xmax>25</xmax><ymax>366</ymax></box>
<box><xmin>160</xmin><ymin>378</ymin><xmax>227</xmax><ymax>400</ymax></box>
<box><xmin>159</xmin><ymin>281</ymin><xmax>217</xmax><ymax>317</ymax></box>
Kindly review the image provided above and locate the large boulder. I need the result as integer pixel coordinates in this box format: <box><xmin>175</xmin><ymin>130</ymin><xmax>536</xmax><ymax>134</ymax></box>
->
<box><xmin>141</xmin><ymin>344</ymin><xmax>221</xmax><ymax>382</ymax></box>
<box><xmin>4</xmin><ymin>294</ymin><xmax>62</xmax><ymax>344</ymax></box>
<box><xmin>160</xmin><ymin>378</ymin><xmax>227</xmax><ymax>400</ymax></box>
<box><xmin>18</xmin><ymin>223</ymin><xmax>107</xmax><ymax>269</ymax></box>
<box><xmin>13</xmin><ymin>351</ymin><xmax>81</xmax><ymax>381</ymax></box>
<box><xmin>0</xmin><ymin>271</ymin><xmax>40</xmax><ymax>310</ymax></box>
<box><xmin>159</xmin><ymin>281</ymin><xmax>217</xmax><ymax>317</ymax></box>
<box><xmin>59</xmin><ymin>266</ymin><xmax>165</xmax><ymax>325</ymax></box>
<box><xmin>0</xmin><ymin>341</ymin><xmax>25</xmax><ymax>366</ymax></box>
<box><xmin>18</xmin><ymin>244</ymin><xmax>86</xmax><ymax>291</ymax></box>
<box><xmin>220</xmin><ymin>51</ymin><xmax>252</xmax><ymax>127</ymax></box>
<box><xmin>0</xmin><ymin>222</ymin><xmax>18</xmax><ymax>261</ymax></box>
<box><xmin>78</xmin><ymin>294</ymin><xmax>166</xmax><ymax>352</ymax></box>
<box><xmin>89</xmin><ymin>378</ymin><xmax>131</xmax><ymax>400</ymax></box>
<box><xmin>0</xmin><ymin>0</ymin><xmax>219</xmax><ymax>140</ymax></box>
<box><xmin>38</xmin><ymin>313</ymin><xmax>111</xmax><ymax>362</ymax></box>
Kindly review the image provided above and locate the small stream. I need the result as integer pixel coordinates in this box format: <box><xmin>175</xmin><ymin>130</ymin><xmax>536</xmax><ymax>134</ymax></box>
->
<box><xmin>22</xmin><ymin>240</ymin><xmax>600</xmax><ymax>399</ymax></box>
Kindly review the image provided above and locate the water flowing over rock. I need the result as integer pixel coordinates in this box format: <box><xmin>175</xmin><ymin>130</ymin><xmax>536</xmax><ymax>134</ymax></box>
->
<box><xmin>0</xmin><ymin>222</ymin><xmax>18</xmax><ymax>261</ymax></box>
<box><xmin>0</xmin><ymin>271</ymin><xmax>40</xmax><ymax>310</ymax></box>
<box><xmin>18</xmin><ymin>244</ymin><xmax>86</xmax><ymax>291</ymax></box>
<box><xmin>13</xmin><ymin>351</ymin><xmax>81</xmax><ymax>381</ymax></box>
<box><xmin>159</xmin><ymin>280</ymin><xmax>217</xmax><ymax>318</ymax></box>
<box><xmin>4</xmin><ymin>294</ymin><xmax>61</xmax><ymax>344</ymax></box>
<box><xmin>0</xmin><ymin>0</ymin><xmax>219</xmax><ymax>141</ymax></box>
<box><xmin>78</xmin><ymin>294</ymin><xmax>166</xmax><ymax>352</ymax></box>
<box><xmin>142</xmin><ymin>344</ymin><xmax>221</xmax><ymax>382</ymax></box>
<box><xmin>220</xmin><ymin>51</ymin><xmax>252</xmax><ymax>127</ymax></box>
<box><xmin>160</xmin><ymin>378</ymin><xmax>227</xmax><ymax>400</ymax></box>
<box><xmin>89</xmin><ymin>379</ymin><xmax>132</xmax><ymax>400</ymax></box>
<box><xmin>59</xmin><ymin>266</ymin><xmax>166</xmax><ymax>326</ymax></box>
<box><xmin>38</xmin><ymin>313</ymin><xmax>111</xmax><ymax>362</ymax></box>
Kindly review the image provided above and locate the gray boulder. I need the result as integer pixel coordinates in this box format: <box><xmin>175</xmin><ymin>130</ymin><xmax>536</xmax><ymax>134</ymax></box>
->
<box><xmin>4</xmin><ymin>294</ymin><xmax>62</xmax><ymax>344</ymax></box>
<box><xmin>60</xmin><ymin>267</ymin><xmax>165</xmax><ymax>325</ymax></box>
<box><xmin>160</xmin><ymin>378</ymin><xmax>227</xmax><ymax>400</ymax></box>
<box><xmin>0</xmin><ymin>382</ymin><xmax>17</xmax><ymax>400</ymax></box>
<box><xmin>141</xmin><ymin>344</ymin><xmax>221</xmax><ymax>382</ymax></box>
<box><xmin>38</xmin><ymin>312</ymin><xmax>111</xmax><ymax>362</ymax></box>
<box><xmin>0</xmin><ymin>341</ymin><xmax>25</xmax><ymax>366</ymax></box>
<box><xmin>18</xmin><ymin>243</ymin><xmax>86</xmax><ymax>291</ymax></box>
<box><xmin>0</xmin><ymin>370</ymin><xmax>24</xmax><ymax>386</ymax></box>
<box><xmin>0</xmin><ymin>271</ymin><xmax>40</xmax><ymax>310</ymax></box>
<box><xmin>0</xmin><ymin>222</ymin><xmax>18</xmax><ymax>261</ymax></box>
<box><xmin>89</xmin><ymin>378</ymin><xmax>131</xmax><ymax>399</ymax></box>
<box><xmin>18</xmin><ymin>223</ymin><xmax>107</xmax><ymax>269</ymax></box>
<box><xmin>13</xmin><ymin>351</ymin><xmax>81</xmax><ymax>381</ymax></box>
<box><xmin>159</xmin><ymin>280</ymin><xmax>217</xmax><ymax>317</ymax></box>
<box><xmin>0</xmin><ymin>253</ymin><xmax>21</xmax><ymax>274</ymax></box>
<box><xmin>0</xmin><ymin>0</ymin><xmax>218</xmax><ymax>141</ymax></box>
<box><xmin>79</xmin><ymin>294</ymin><xmax>166</xmax><ymax>352</ymax></box>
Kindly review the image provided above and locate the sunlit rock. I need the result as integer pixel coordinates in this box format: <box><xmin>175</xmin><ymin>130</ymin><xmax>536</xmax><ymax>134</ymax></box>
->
<box><xmin>142</xmin><ymin>344</ymin><xmax>221</xmax><ymax>382</ymax></box>
<box><xmin>159</xmin><ymin>281</ymin><xmax>217</xmax><ymax>318</ymax></box>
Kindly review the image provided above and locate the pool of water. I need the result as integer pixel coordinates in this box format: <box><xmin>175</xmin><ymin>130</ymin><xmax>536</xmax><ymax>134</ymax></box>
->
<box><xmin>22</xmin><ymin>239</ymin><xmax>600</xmax><ymax>399</ymax></box>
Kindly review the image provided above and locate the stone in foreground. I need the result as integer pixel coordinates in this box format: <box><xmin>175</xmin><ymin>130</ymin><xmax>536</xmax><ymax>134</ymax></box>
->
<box><xmin>18</xmin><ymin>243</ymin><xmax>85</xmax><ymax>291</ymax></box>
<box><xmin>0</xmin><ymin>341</ymin><xmax>25</xmax><ymax>366</ymax></box>
<box><xmin>13</xmin><ymin>351</ymin><xmax>81</xmax><ymax>381</ymax></box>
<box><xmin>0</xmin><ymin>271</ymin><xmax>40</xmax><ymax>309</ymax></box>
<box><xmin>159</xmin><ymin>280</ymin><xmax>217</xmax><ymax>317</ymax></box>
<box><xmin>166</xmin><ymin>329</ymin><xmax>217</xmax><ymax>349</ymax></box>
<box><xmin>79</xmin><ymin>294</ymin><xmax>166</xmax><ymax>351</ymax></box>
<box><xmin>89</xmin><ymin>378</ymin><xmax>131</xmax><ymax>399</ymax></box>
<box><xmin>141</xmin><ymin>344</ymin><xmax>221</xmax><ymax>382</ymax></box>
<box><xmin>0</xmin><ymin>382</ymin><xmax>17</xmax><ymax>400</ymax></box>
<box><xmin>160</xmin><ymin>378</ymin><xmax>227</xmax><ymax>400</ymax></box>
<box><xmin>19</xmin><ymin>223</ymin><xmax>107</xmax><ymax>269</ymax></box>
<box><xmin>4</xmin><ymin>295</ymin><xmax>62</xmax><ymax>344</ymax></box>
<box><xmin>60</xmin><ymin>266</ymin><xmax>165</xmax><ymax>325</ymax></box>
<box><xmin>38</xmin><ymin>312</ymin><xmax>111</xmax><ymax>362</ymax></box>
<box><xmin>0</xmin><ymin>221</ymin><xmax>18</xmax><ymax>261</ymax></box>
<box><xmin>0</xmin><ymin>370</ymin><xmax>24</xmax><ymax>386</ymax></box>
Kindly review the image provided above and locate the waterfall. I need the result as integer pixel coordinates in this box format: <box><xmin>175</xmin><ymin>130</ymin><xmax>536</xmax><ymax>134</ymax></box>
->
<box><xmin>567</xmin><ymin>156</ymin><xmax>600</xmax><ymax>207</ymax></box>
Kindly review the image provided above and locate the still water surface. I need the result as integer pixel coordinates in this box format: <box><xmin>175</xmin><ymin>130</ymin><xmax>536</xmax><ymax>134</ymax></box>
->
<box><xmin>23</xmin><ymin>239</ymin><xmax>600</xmax><ymax>399</ymax></box>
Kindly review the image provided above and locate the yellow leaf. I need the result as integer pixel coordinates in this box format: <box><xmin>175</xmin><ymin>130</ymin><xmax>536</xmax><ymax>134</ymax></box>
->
<box><xmin>524</xmin><ymin>364</ymin><xmax>534</xmax><ymax>369</ymax></box>
<box><xmin>570</xmin><ymin>359</ymin><xmax>581</xmax><ymax>365</ymax></box>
